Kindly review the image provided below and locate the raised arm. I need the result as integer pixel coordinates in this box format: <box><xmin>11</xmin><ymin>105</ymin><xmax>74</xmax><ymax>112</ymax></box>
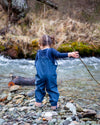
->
<box><xmin>51</xmin><ymin>48</ymin><xmax>79</xmax><ymax>58</ymax></box>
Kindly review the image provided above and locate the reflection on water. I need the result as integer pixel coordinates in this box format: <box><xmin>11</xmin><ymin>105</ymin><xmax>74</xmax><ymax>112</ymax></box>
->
<box><xmin>0</xmin><ymin>56</ymin><xmax>100</xmax><ymax>109</ymax></box>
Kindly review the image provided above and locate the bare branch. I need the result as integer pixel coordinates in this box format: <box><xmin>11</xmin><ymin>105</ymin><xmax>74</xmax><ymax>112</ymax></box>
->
<box><xmin>36</xmin><ymin>0</ymin><xmax>58</xmax><ymax>9</ymax></box>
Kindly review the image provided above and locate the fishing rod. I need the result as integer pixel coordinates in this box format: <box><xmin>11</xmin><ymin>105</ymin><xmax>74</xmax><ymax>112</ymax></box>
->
<box><xmin>55</xmin><ymin>40</ymin><xmax>100</xmax><ymax>85</ymax></box>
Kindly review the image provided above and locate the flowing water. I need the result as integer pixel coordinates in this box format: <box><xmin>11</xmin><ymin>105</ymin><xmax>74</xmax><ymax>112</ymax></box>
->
<box><xmin>0</xmin><ymin>55</ymin><xmax>100</xmax><ymax>110</ymax></box>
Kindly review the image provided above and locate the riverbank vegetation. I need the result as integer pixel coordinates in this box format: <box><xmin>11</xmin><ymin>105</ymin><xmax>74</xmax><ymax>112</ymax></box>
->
<box><xmin>0</xmin><ymin>0</ymin><xmax>100</xmax><ymax>59</ymax></box>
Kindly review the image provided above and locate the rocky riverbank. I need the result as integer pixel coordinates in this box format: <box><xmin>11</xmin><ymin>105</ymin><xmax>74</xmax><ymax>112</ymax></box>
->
<box><xmin>0</xmin><ymin>85</ymin><xmax>100</xmax><ymax>125</ymax></box>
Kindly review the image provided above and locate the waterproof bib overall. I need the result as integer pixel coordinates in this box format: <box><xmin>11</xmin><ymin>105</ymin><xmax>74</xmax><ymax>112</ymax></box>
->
<box><xmin>35</xmin><ymin>49</ymin><xmax>59</xmax><ymax>106</ymax></box>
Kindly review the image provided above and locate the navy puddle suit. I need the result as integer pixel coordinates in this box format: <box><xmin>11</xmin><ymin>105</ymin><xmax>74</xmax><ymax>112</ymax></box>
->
<box><xmin>35</xmin><ymin>48</ymin><xmax>68</xmax><ymax>106</ymax></box>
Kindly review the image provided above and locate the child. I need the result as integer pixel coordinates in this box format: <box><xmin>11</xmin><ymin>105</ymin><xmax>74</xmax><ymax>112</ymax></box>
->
<box><xmin>35</xmin><ymin>35</ymin><xmax>79</xmax><ymax>110</ymax></box>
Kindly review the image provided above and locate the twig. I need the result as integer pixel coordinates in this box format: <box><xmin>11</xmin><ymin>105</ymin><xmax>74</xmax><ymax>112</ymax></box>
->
<box><xmin>71</xmin><ymin>46</ymin><xmax>100</xmax><ymax>85</ymax></box>
<box><xmin>56</xmin><ymin>41</ymin><xmax>100</xmax><ymax>85</ymax></box>
<box><xmin>79</xmin><ymin>56</ymin><xmax>100</xmax><ymax>85</ymax></box>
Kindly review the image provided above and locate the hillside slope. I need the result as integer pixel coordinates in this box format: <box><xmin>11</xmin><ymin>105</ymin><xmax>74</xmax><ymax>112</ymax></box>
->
<box><xmin>0</xmin><ymin>0</ymin><xmax>100</xmax><ymax>58</ymax></box>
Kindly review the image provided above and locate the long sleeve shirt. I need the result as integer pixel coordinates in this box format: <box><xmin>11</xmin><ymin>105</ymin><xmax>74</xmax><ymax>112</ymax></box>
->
<box><xmin>35</xmin><ymin>48</ymin><xmax>68</xmax><ymax>64</ymax></box>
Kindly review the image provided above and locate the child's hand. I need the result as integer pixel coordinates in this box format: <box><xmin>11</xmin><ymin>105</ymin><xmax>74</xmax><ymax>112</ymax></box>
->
<box><xmin>68</xmin><ymin>51</ymin><xmax>79</xmax><ymax>58</ymax></box>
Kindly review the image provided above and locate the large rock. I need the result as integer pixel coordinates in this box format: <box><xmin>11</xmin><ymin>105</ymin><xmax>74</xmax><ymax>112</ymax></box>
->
<box><xmin>42</xmin><ymin>111</ymin><xmax>58</xmax><ymax>121</ymax></box>
<box><xmin>0</xmin><ymin>119</ymin><xmax>5</xmax><ymax>125</ymax></box>
<box><xmin>0</xmin><ymin>0</ymin><xmax>28</xmax><ymax>21</ymax></box>
<box><xmin>12</xmin><ymin>0</ymin><xmax>28</xmax><ymax>12</ymax></box>
<box><xmin>7</xmin><ymin>48</ymin><xmax>18</xmax><ymax>59</ymax></box>
<box><xmin>66</xmin><ymin>102</ymin><xmax>77</xmax><ymax>115</ymax></box>
<box><xmin>82</xmin><ymin>109</ymin><xmax>97</xmax><ymax>118</ymax></box>
<box><xmin>0</xmin><ymin>0</ymin><xmax>8</xmax><ymax>11</ymax></box>
<box><xmin>96</xmin><ymin>111</ymin><xmax>100</xmax><ymax>119</ymax></box>
<box><xmin>10</xmin><ymin>85</ymin><xmax>20</xmax><ymax>92</ymax></box>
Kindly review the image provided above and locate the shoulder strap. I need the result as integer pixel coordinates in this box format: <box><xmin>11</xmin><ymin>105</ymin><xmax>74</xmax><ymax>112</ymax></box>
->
<box><xmin>36</xmin><ymin>50</ymin><xmax>40</xmax><ymax>59</ymax></box>
<box><xmin>46</xmin><ymin>48</ymin><xmax>49</xmax><ymax>57</ymax></box>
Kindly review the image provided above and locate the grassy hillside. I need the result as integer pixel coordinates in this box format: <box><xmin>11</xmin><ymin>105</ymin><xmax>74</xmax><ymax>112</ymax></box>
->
<box><xmin>0</xmin><ymin>0</ymin><xmax>100</xmax><ymax>58</ymax></box>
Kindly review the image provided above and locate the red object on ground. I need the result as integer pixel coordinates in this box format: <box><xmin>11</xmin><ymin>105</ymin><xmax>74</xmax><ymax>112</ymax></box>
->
<box><xmin>8</xmin><ymin>81</ymin><xmax>15</xmax><ymax>87</ymax></box>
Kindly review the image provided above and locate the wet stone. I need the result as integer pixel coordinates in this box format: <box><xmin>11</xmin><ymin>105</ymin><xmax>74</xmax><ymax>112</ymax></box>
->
<box><xmin>63</xmin><ymin>120</ymin><xmax>71</xmax><ymax>125</ymax></box>
<box><xmin>7</xmin><ymin>93</ymin><xmax>12</xmax><ymax>101</ymax></box>
<box><xmin>66</xmin><ymin>102</ymin><xmax>77</xmax><ymax>115</ymax></box>
<box><xmin>3</xmin><ymin>107</ymin><xmax>8</xmax><ymax>112</ymax></box>
<box><xmin>86</xmin><ymin>121</ymin><xmax>97</xmax><ymax>125</ymax></box>
<box><xmin>70</xmin><ymin>121</ymin><xmax>80</xmax><ymax>125</ymax></box>
<box><xmin>27</xmin><ymin>90</ymin><xmax>35</xmax><ymax>97</ymax></box>
<box><xmin>75</xmin><ymin>103</ymin><xmax>83</xmax><ymax>112</ymax></box>
<box><xmin>0</xmin><ymin>118</ymin><xmax>5</xmax><ymax>125</ymax></box>
<box><xmin>82</xmin><ymin>109</ymin><xmax>96</xmax><ymax>118</ymax></box>
<box><xmin>96</xmin><ymin>111</ymin><xmax>100</xmax><ymax>119</ymax></box>
<box><xmin>0</xmin><ymin>93</ymin><xmax>7</xmax><ymax>99</ymax></box>
<box><xmin>10</xmin><ymin>85</ymin><xmax>20</xmax><ymax>92</ymax></box>
<box><xmin>80</xmin><ymin>121</ymin><xmax>85</xmax><ymax>125</ymax></box>
<box><xmin>13</xmin><ymin>123</ymin><xmax>19</xmax><ymax>125</ymax></box>
<box><xmin>28</xmin><ymin>102</ymin><xmax>34</xmax><ymax>106</ymax></box>
<box><xmin>81</xmin><ymin>118</ymin><xmax>92</xmax><ymax>121</ymax></box>
<box><xmin>51</xmin><ymin>119</ymin><xmax>57</xmax><ymax>123</ymax></box>
<box><xmin>9</xmin><ymin>107</ymin><xmax>15</xmax><ymax>112</ymax></box>
<box><xmin>0</xmin><ymin>103</ymin><xmax>5</xmax><ymax>107</ymax></box>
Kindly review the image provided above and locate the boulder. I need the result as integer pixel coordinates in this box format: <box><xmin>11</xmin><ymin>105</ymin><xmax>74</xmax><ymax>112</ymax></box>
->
<box><xmin>0</xmin><ymin>0</ymin><xmax>28</xmax><ymax>21</ymax></box>
<box><xmin>96</xmin><ymin>111</ymin><xmax>100</xmax><ymax>119</ymax></box>
<box><xmin>82</xmin><ymin>109</ymin><xmax>97</xmax><ymax>118</ymax></box>
<box><xmin>10</xmin><ymin>85</ymin><xmax>20</xmax><ymax>92</ymax></box>
<box><xmin>7</xmin><ymin>48</ymin><xmax>18</xmax><ymax>59</ymax></box>
<box><xmin>66</xmin><ymin>102</ymin><xmax>77</xmax><ymax>115</ymax></box>
<box><xmin>0</xmin><ymin>119</ymin><xmax>5</xmax><ymax>125</ymax></box>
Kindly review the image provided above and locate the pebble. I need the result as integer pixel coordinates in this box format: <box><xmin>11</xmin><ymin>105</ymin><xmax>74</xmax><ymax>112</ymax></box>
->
<box><xmin>63</xmin><ymin>120</ymin><xmax>71</xmax><ymax>125</ymax></box>
<box><xmin>42</xmin><ymin>112</ymin><xmax>52</xmax><ymax>120</ymax></box>
<box><xmin>81</xmin><ymin>118</ymin><xmax>92</xmax><ymax>121</ymax></box>
<box><xmin>9</xmin><ymin>107</ymin><xmax>15</xmax><ymax>112</ymax></box>
<box><xmin>66</xmin><ymin>102</ymin><xmax>77</xmax><ymax>115</ymax></box>
<box><xmin>7</xmin><ymin>93</ymin><xmax>12</xmax><ymax>101</ymax></box>
<box><xmin>70</xmin><ymin>121</ymin><xmax>79</xmax><ymax>125</ymax></box>
<box><xmin>0</xmin><ymin>93</ymin><xmax>7</xmax><ymax>99</ymax></box>
<box><xmin>75</xmin><ymin>103</ymin><xmax>83</xmax><ymax>112</ymax></box>
<box><xmin>0</xmin><ymin>118</ymin><xmax>5</xmax><ymax>125</ymax></box>
<box><xmin>13</xmin><ymin>123</ymin><xmax>18</xmax><ymax>125</ymax></box>
<box><xmin>96</xmin><ymin>111</ymin><xmax>100</xmax><ymax>119</ymax></box>
<box><xmin>82</xmin><ymin>109</ymin><xmax>96</xmax><ymax>118</ymax></box>
<box><xmin>27</xmin><ymin>90</ymin><xmax>35</xmax><ymax>97</ymax></box>
<box><xmin>0</xmin><ymin>93</ymin><xmax>7</xmax><ymax>102</ymax></box>
<box><xmin>48</xmin><ymin>120</ymin><xmax>56</xmax><ymax>125</ymax></box>
<box><xmin>28</xmin><ymin>102</ymin><xmax>34</xmax><ymax>106</ymax></box>
<box><xmin>51</xmin><ymin>119</ymin><xmax>57</xmax><ymax>123</ymax></box>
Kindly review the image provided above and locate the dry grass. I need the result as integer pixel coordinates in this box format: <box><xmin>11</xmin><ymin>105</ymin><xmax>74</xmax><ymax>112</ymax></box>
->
<box><xmin>0</xmin><ymin>5</ymin><xmax>100</xmax><ymax>47</ymax></box>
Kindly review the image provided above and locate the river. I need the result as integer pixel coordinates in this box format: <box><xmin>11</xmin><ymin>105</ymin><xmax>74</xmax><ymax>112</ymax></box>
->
<box><xmin>0</xmin><ymin>55</ymin><xmax>100</xmax><ymax>110</ymax></box>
